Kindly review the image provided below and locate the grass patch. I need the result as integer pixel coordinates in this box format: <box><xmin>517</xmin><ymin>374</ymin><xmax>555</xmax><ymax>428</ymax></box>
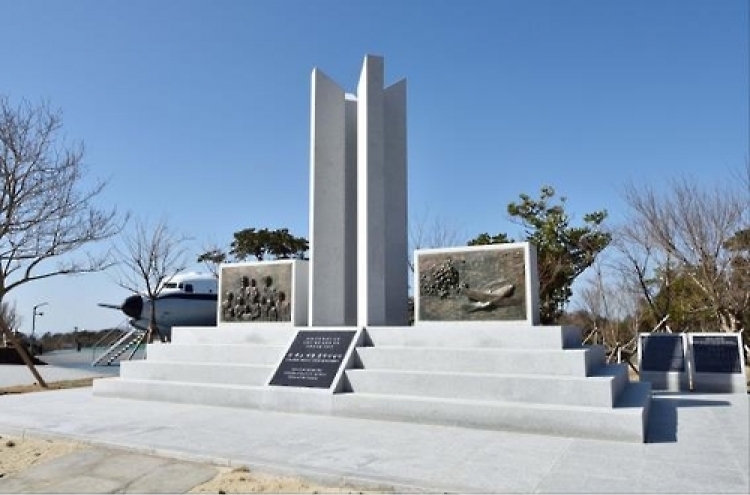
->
<box><xmin>0</xmin><ymin>378</ymin><xmax>95</xmax><ymax>396</ymax></box>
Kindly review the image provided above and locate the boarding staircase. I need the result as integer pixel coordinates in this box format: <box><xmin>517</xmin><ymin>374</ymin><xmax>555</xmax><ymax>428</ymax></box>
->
<box><xmin>92</xmin><ymin>328</ymin><xmax>147</xmax><ymax>366</ymax></box>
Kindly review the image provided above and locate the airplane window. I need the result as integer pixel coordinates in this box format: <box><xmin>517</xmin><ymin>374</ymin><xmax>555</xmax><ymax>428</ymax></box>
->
<box><xmin>165</xmin><ymin>283</ymin><xmax>178</xmax><ymax>289</ymax></box>
<box><xmin>184</xmin><ymin>284</ymin><xmax>194</xmax><ymax>293</ymax></box>
<box><xmin>178</xmin><ymin>283</ymin><xmax>184</xmax><ymax>289</ymax></box>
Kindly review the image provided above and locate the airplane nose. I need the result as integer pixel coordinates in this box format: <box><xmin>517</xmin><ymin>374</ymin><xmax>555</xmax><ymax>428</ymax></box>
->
<box><xmin>121</xmin><ymin>294</ymin><xmax>143</xmax><ymax>319</ymax></box>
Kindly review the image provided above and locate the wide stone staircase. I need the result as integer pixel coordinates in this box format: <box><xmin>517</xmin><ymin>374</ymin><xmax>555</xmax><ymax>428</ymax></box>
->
<box><xmin>93</xmin><ymin>324</ymin><xmax>651</xmax><ymax>442</ymax></box>
<box><xmin>94</xmin><ymin>325</ymin><xmax>296</xmax><ymax>410</ymax></box>
<box><xmin>336</xmin><ymin>325</ymin><xmax>651</xmax><ymax>442</ymax></box>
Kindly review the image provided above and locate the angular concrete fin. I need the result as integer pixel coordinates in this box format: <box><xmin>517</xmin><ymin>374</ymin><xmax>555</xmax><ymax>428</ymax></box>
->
<box><xmin>358</xmin><ymin>55</ymin><xmax>385</xmax><ymax>93</ymax></box>
<box><xmin>383</xmin><ymin>77</ymin><xmax>408</xmax><ymax>325</ymax></box>
<box><xmin>357</xmin><ymin>55</ymin><xmax>386</xmax><ymax>327</ymax></box>
<box><xmin>310</xmin><ymin>67</ymin><xmax>357</xmax><ymax>326</ymax></box>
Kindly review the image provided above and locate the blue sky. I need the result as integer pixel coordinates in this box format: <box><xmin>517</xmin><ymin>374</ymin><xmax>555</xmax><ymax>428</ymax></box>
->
<box><xmin>2</xmin><ymin>0</ymin><xmax>747</xmax><ymax>334</ymax></box>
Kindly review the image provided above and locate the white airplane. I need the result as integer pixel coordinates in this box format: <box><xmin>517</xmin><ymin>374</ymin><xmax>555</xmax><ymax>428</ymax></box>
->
<box><xmin>99</xmin><ymin>272</ymin><xmax>218</xmax><ymax>339</ymax></box>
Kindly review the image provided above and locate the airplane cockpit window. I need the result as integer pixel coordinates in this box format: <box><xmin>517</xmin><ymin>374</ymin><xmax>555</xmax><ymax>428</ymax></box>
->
<box><xmin>184</xmin><ymin>283</ymin><xmax>194</xmax><ymax>293</ymax></box>
<box><xmin>165</xmin><ymin>282</ymin><xmax>178</xmax><ymax>289</ymax></box>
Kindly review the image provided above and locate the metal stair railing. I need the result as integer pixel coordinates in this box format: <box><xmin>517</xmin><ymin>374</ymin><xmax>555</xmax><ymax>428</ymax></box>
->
<box><xmin>122</xmin><ymin>330</ymin><xmax>147</xmax><ymax>362</ymax></box>
<box><xmin>90</xmin><ymin>327</ymin><xmax>124</xmax><ymax>362</ymax></box>
<box><xmin>92</xmin><ymin>328</ymin><xmax>146</xmax><ymax>366</ymax></box>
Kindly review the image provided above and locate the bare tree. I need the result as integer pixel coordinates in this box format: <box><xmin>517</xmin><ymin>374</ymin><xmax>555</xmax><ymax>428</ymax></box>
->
<box><xmin>621</xmin><ymin>175</ymin><xmax>747</xmax><ymax>332</ymax></box>
<box><xmin>0</xmin><ymin>312</ymin><xmax>47</xmax><ymax>387</ymax></box>
<box><xmin>113</xmin><ymin>217</ymin><xmax>190</xmax><ymax>343</ymax></box>
<box><xmin>613</xmin><ymin>223</ymin><xmax>677</xmax><ymax>329</ymax></box>
<box><xmin>196</xmin><ymin>243</ymin><xmax>225</xmax><ymax>278</ymax></box>
<box><xmin>409</xmin><ymin>209</ymin><xmax>466</xmax><ymax>272</ymax></box>
<box><xmin>0</xmin><ymin>96</ymin><xmax>122</xmax><ymax>383</ymax></box>
<box><xmin>575</xmin><ymin>251</ymin><xmax>648</xmax><ymax>369</ymax></box>
<box><xmin>0</xmin><ymin>300</ymin><xmax>21</xmax><ymax>340</ymax></box>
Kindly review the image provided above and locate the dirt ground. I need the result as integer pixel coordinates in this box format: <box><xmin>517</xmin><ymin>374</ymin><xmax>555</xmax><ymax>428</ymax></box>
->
<box><xmin>0</xmin><ymin>434</ymin><xmax>84</xmax><ymax>479</ymax></box>
<box><xmin>188</xmin><ymin>465</ymin><xmax>388</xmax><ymax>494</ymax></box>
<box><xmin>0</xmin><ymin>378</ymin><xmax>96</xmax><ymax>396</ymax></box>
<box><xmin>0</xmin><ymin>379</ymin><xmax>390</xmax><ymax>493</ymax></box>
<box><xmin>0</xmin><ymin>433</ymin><xmax>389</xmax><ymax>494</ymax></box>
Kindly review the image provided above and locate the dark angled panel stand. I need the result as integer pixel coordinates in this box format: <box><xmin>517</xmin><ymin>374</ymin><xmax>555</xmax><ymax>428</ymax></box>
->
<box><xmin>688</xmin><ymin>333</ymin><xmax>747</xmax><ymax>393</ymax></box>
<box><xmin>638</xmin><ymin>333</ymin><xmax>689</xmax><ymax>391</ymax></box>
<box><xmin>270</xmin><ymin>330</ymin><xmax>356</xmax><ymax>389</ymax></box>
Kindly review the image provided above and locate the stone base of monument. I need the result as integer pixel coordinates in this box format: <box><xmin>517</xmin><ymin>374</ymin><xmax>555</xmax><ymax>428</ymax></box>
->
<box><xmin>93</xmin><ymin>323</ymin><xmax>651</xmax><ymax>442</ymax></box>
<box><xmin>337</xmin><ymin>325</ymin><xmax>650</xmax><ymax>442</ymax></box>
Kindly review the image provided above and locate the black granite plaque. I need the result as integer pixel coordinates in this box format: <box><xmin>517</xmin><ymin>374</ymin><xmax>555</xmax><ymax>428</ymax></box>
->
<box><xmin>691</xmin><ymin>335</ymin><xmax>742</xmax><ymax>374</ymax></box>
<box><xmin>640</xmin><ymin>334</ymin><xmax>686</xmax><ymax>372</ymax></box>
<box><xmin>269</xmin><ymin>330</ymin><xmax>356</xmax><ymax>388</ymax></box>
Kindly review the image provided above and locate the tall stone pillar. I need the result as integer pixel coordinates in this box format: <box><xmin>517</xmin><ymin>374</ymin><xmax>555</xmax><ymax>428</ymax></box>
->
<box><xmin>308</xmin><ymin>69</ymin><xmax>358</xmax><ymax>326</ymax></box>
<box><xmin>356</xmin><ymin>55</ymin><xmax>408</xmax><ymax>327</ymax></box>
<box><xmin>309</xmin><ymin>55</ymin><xmax>408</xmax><ymax>327</ymax></box>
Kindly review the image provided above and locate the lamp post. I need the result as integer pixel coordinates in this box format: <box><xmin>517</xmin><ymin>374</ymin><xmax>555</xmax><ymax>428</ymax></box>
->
<box><xmin>31</xmin><ymin>302</ymin><xmax>49</xmax><ymax>339</ymax></box>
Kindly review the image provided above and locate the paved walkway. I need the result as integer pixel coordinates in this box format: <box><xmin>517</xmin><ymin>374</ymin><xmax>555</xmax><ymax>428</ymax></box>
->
<box><xmin>0</xmin><ymin>350</ymin><xmax>120</xmax><ymax>388</ymax></box>
<box><xmin>0</xmin><ymin>387</ymin><xmax>747</xmax><ymax>493</ymax></box>
<box><xmin>0</xmin><ymin>445</ymin><xmax>218</xmax><ymax>494</ymax></box>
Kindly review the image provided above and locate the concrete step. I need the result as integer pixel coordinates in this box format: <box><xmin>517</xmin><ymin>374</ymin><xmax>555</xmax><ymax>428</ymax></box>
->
<box><xmin>171</xmin><ymin>325</ymin><xmax>297</xmax><ymax>345</ymax></box>
<box><xmin>119</xmin><ymin>361</ymin><xmax>275</xmax><ymax>386</ymax></box>
<box><xmin>363</xmin><ymin>325</ymin><xmax>582</xmax><ymax>349</ymax></box>
<box><xmin>93</xmin><ymin>378</ymin><xmax>339</xmax><ymax>414</ymax></box>
<box><xmin>345</xmin><ymin>364</ymin><xmax>628</xmax><ymax>407</ymax></box>
<box><xmin>145</xmin><ymin>344</ymin><xmax>285</xmax><ymax>365</ymax></box>
<box><xmin>91</xmin><ymin>377</ymin><xmax>651</xmax><ymax>443</ymax></box>
<box><xmin>331</xmin><ymin>382</ymin><xmax>651</xmax><ymax>442</ymax></box>
<box><xmin>355</xmin><ymin>345</ymin><xmax>605</xmax><ymax>376</ymax></box>
<box><xmin>93</xmin><ymin>378</ymin><xmax>267</xmax><ymax>409</ymax></box>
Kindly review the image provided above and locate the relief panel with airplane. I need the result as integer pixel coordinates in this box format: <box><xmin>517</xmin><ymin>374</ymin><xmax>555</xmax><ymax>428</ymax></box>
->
<box><xmin>416</xmin><ymin>245</ymin><xmax>529</xmax><ymax>322</ymax></box>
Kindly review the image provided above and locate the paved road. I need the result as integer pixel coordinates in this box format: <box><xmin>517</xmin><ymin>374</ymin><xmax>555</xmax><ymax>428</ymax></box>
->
<box><xmin>0</xmin><ymin>350</ymin><xmax>122</xmax><ymax>388</ymax></box>
<box><xmin>0</xmin><ymin>386</ymin><xmax>747</xmax><ymax>493</ymax></box>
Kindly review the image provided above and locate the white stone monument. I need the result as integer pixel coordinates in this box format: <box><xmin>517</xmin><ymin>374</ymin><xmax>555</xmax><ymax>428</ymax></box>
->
<box><xmin>94</xmin><ymin>54</ymin><xmax>653</xmax><ymax>443</ymax></box>
<box><xmin>309</xmin><ymin>55</ymin><xmax>408</xmax><ymax>327</ymax></box>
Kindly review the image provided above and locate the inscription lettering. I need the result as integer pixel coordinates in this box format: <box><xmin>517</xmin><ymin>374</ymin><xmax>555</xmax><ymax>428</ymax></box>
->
<box><xmin>640</xmin><ymin>334</ymin><xmax>686</xmax><ymax>372</ymax></box>
<box><xmin>692</xmin><ymin>335</ymin><xmax>742</xmax><ymax>374</ymax></box>
<box><xmin>270</xmin><ymin>330</ymin><xmax>356</xmax><ymax>388</ymax></box>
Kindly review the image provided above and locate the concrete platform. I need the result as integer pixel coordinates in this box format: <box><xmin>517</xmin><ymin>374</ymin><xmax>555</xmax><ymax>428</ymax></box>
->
<box><xmin>0</xmin><ymin>387</ymin><xmax>747</xmax><ymax>493</ymax></box>
<box><xmin>94</xmin><ymin>325</ymin><xmax>652</xmax><ymax>442</ymax></box>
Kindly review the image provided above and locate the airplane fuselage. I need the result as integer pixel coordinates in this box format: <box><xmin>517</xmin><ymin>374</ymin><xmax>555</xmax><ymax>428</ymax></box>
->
<box><xmin>132</xmin><ymin>292</ymin><xmax>217</xmax><ymax>329</ymax></box>
<box><xmin>119</xmin><ymin>273</ymin><xmax>218</xmax><ymax>337</ymax></box>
